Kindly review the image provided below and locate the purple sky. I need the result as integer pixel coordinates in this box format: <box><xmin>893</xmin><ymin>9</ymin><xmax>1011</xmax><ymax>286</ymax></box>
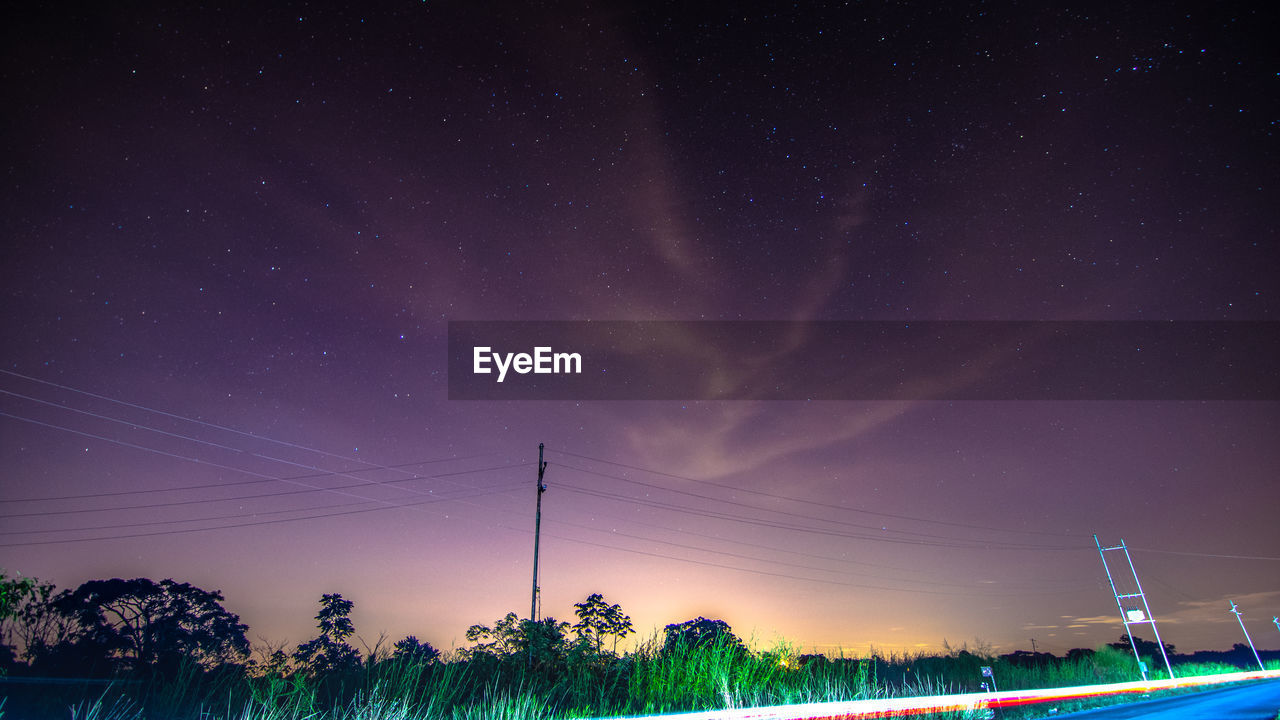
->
<box><xmin>2</xmin><ymin>2</ymin><xmax>1277</xmax><ymax>657</ymax></box>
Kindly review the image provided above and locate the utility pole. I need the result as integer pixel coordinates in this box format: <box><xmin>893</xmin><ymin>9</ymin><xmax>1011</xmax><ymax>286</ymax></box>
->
<box><xmin>1094</xmin><ymin>534</ymin><xmax>1175</xmax><ymax>680</ymax></box>
<box><xmin>530</xmin><ymin>443</ymin><xmax>548</xmax><ymax>622</ymax></box>
<box><xmin>1229</xmin><ymin>601</ymin><xmax>1265</xmax><ymax>671</ymax></box>
<box><xmin>1030</xmin><ymin>638</ymin><xmax>1037</xmax><ymax>654</ymax></box>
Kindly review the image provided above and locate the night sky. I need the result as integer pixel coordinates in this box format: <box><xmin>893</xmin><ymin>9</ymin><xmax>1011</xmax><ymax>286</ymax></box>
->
<box><xmin>3</xmin><ymin>2</ymin><xmax>1277</xmax><ymax>658</ymax></box>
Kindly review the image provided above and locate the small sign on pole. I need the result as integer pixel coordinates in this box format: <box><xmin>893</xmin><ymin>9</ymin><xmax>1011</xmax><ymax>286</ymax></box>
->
<box><xmin>979</xmin><ymin>666</ymin><xmax>999</xmax><ymax>695</ymax></box>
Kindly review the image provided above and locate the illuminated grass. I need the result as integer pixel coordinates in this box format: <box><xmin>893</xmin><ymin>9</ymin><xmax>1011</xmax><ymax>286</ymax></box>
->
<box><xmin>5</xmin><ymin>644</ymin><xmax>1276</xmax><ymax>720</ymax></box>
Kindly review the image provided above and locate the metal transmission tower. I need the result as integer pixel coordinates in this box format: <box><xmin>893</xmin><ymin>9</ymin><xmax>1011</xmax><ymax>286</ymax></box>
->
<box><xmin>530</xmin><ymin>443</ymin><xmax>548</xmax><ymax>622</ymax></box>
<box><xmin>1094</xmin><ymin>534</ymin><xmax>1175</xmax><ymax>681</ymax></box>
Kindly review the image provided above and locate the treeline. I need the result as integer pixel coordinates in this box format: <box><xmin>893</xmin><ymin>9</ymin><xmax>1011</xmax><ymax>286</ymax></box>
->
<box><xmin>0</xmin><ymin>571</ymin><xmax>651</xmax><ymax>681</ymax></box>
<box><xmin>1</xmin><ymin>570</ymin><xmax>1274</xmax><ymax>720</ymax></box>
<box><xmin>0</xmin><ymin>570</ymin><xmax>807</xmax><ymax>718</ymax></box>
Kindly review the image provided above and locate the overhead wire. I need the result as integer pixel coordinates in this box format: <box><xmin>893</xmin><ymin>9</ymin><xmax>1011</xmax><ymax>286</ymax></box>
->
<box><xmin>554</xmin><ymin>462</ymin><xmax>1091</xmax><ymax>552</ymax></box>
<box><xmin>0</xmin><ymin>455</ymin><xmax>492</xmax><ymax>504</ymax></box>
<box><xmin>0</xmin><ymin>481</ymin><xmax>527</xmax><ymax>549</ymax></box>
<box><xmin>0</xmin><ymin>400</ymin><xmax>1103</xmax><ymax>599</ymax></box>
<box><xmin>532</xmin><ymin>529</ymin><xmax>1097</xmax><ymax>598</ymax></box>
<box><xmin>0</xmin><ymin>461</ymin><xmax>529</xmax><ymax>520</ymax></box>
<box><xmin>1128</xmin><ymin>547</ymin><xmax>1280</xmax><ymax>561</ymax></box>
<box><xmin>1</xmin><ymin>371</ymin><xmax>545</xmax><ymax>530</ymax></box>
<box><xmin>7</xmin><ymin>370</ymin><xmax>1252</xmax><ymax>606</ymax></box>
<box><xmin>548</xmin><ymin>448</ymin><xmax>1088</xmax><ymax>540</ymax></box>
<box><xmin>555</xmin><ymin>459</ymin><xmax>1011</xmax><ymax>544</ymax></box>
<box><xmin>541</xmin><ymin>509</ymin><xmax>1089</xmax><ymax>592</ymax></box>
<box><xmin>0</xmin><ymin>408</ymin><xmax>1083</xmax><ymax>591</ymax></box>
<box><xmin>0</xmin><ymin>410</ymin><xmax>504</xmax><ymax>515</ymax></box>
<box><xmin>0</xmin><ymin>481</ymin><xmax>524</xmax><ymax>538</ymax></box>
<box><xmin>0</xmin><ymin>373</ymin><xmax>545</xmax><ymax>548</ymax></box>
<box><xmin>552</xmin><ymin>482</ymin><xmax>1093</xmax><ymax>588</ymax></box>
<box><xmin>0</xmin><ymin>369</ymin><xmax>452</xmax><ymax>477</ymax></box>
<box><xmin>1</xmin><ymin>388</ymin><xmax>491</xmax><ymax>503</ymax></box>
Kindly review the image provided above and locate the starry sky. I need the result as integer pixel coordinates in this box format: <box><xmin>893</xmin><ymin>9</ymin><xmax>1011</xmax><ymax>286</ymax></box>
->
<box><xmin>2</xmin><ymin>2</ymin><xmax>1277</xmax><ymax>658</ymax></box>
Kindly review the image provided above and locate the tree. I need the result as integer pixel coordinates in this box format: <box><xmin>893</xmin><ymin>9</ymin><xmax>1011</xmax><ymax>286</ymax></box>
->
<box><xmin>12</xmin><ymin>581</ymin><xmax>77</xmax><ymax>665</ymax></box>
<box><xmin>392</xmin><ymin>635</ymin><xmax>439</xmax><ymax>664</ymax></box>
<box><xmin>572</xmin><ymin>593</ymin><xmax>634</xmax><ymax>654</ymax></box>
<box><xmin>662</xmin><ymin>616</ymin><xmax>743</xmax><ymax>654</ymax></box>
<box><xmin>294</xmin><ymin>593</ymin><xmax>361</xmax><ymax>677</ymax></box>
<box><xmin>2</xmin><ymin>570</ymin><xmax>49</xmax><ymax>669</ymax></box>
<box><xmin>1108</xmin><ymin>635</ymin><xmax>1174</xmax><ymax>660</ymax></box>
<box><xmin>518</xmin><ymin>617</ymin><xmax>571</xmax><ymax>669</ymax></box>
<box><xmin>248</xmin><ymin>637</ymin><xmax>293</xmax><ymax>678</ymax></box>
<box><xmin>465</xmin><ymin>612</ymin><xmax>525</xmax><ymax>657</ymax></box>
<box><xmin>465</xmin><ymin>612</ymin><xmax>570</xmax><ymax>669</ymax></box>
<box><xmin>52</xmin><ymin>578</ymin><xmax>248</xmax><ymax>673</ymax></box>
<box><xmin>0</xmin><ymin>570</ymin><xmax>38</xmax><ymax>632</ymax></box>
<box><xmin>1066</xmin><ymin>647</ymin><xmax>1096</xmax><ymax>663</ymax></box>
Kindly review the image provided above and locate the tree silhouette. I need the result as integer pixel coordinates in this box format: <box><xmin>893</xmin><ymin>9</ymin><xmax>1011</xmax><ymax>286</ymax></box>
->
<box><xmin>392</xmin><ymin>635</ymin><xmax>439</xmax><ymax>664</ymax></box>
<box><xmin>0</xmin><ymin>570</ymin><xmax>38</xmax><ymax>634</ymax></box>
<box><xmin>1108</xmin><ymin>634</ymin><xmax>1175</xmax><ymax>660</ymax></box>
<box><xmin>572</xmin><ymin>593</ymin><xmax>634</xmax><ymax>654</ymax></box>
<box><xmin>662</xmin><ymin>616</ymin><xmax>743</xmax><ymax>653</ymax></box>
<box><xmin>465</xmin><ymin>611</ymin><xmax>570</xmax><ymax>670</ymax></box>
<box><xmin>2</xmin><ymin>572</ymin><xmax>71</xmax><ymax>666</ymax></box>
<box><xmin>48</xmin><ymin>578</ymin><xmax>248</xmax><ymax>675</ymax></box>
<box><xmin>294</xmin><ymin>593</ymin><xmax>360</xmax><ymax>677</ymax></box>
<box><xmin>518</xmin><ymin>616</ymin><xmax>571</xmax><ymax>669</ymax></box>
<box><xmin>465</xmin><ymin>612</ymin><xmax>525</xmax><ymax>657</ymax></box>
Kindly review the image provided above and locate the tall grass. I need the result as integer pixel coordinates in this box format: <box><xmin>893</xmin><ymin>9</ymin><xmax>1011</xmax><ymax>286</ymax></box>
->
<box><xmin>5</xmin><ymin>641</ymin><xmax>1272</xmax><ymax>720</ymax></box>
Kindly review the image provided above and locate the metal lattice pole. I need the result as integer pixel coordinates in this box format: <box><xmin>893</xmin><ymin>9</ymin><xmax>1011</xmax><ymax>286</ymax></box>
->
<box><xmin>1229</xmin><ymin>601</ymin><xmax>1265</xmax><ymax>671</ymax></box>
<box><xmin>1094</xmin><ymin>534</ymin><xmax>1175</xmax><ymax>680</ymax></box>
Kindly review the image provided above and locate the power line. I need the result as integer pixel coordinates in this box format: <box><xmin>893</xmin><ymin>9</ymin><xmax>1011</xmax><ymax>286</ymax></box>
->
<box><xmin>2</xmin><ymin>388</ymin><xmax>250</xmax><ymax>454</ymax></box>
<box><xmin>6</xmin><ymin>370</ymin><xmax>1245</xmax><ymax>598</ymax></box>
<box><xmin>0</xmin><ymin>397</ymin><xmax>1094</xmax><ymax>595</ymax></box>
<box><xmin>0</xmin><ymin>369</ymin><xmax>434</xmax><ymax>476</ymax></box>
<box><xmin>0</xmin><ymin>462</ymin><xmax>528</xmax><ymax>520</ymax></box>
<box><xmin>543</xmin><ymin>509</ymin><xmax>1089</xmax><ymax>593</ymax></box>
<box><xmin>542</xmin><ymin>482</ymin><xmax>1094</xmax><ymax>589</ymax></box>
<box><xmin>555</xmin><ymin>463</ymin><xmax>1091</xmax><ymax>552</ymax></box>
<box><xmin>0</xmin><ymin>411</ymin><xmax>531</xmax><ymax>529</ymax></box>
<box><xmin>548</xmin><ymin>448</ymin><xmax>1085</xmax><ymax>540</ymax></box>
<box><xmin>0</xmin><ymin>455</ymin><xmax>492</xmax><ymax>504</ymax></box>
<box><xmin>1</xmin><ymin>389</ymin><xmax>488</xmax><ymax>503</ymax></box>
<box><xmin>1</xmin><ymin>370</ymin><xmax>514</xmax><ymax>503</ymax></box>
<box><xmin>558</xmin><ymin>480</ymin><xmax>1083</xmax><ymax>554</ymax></box>
<box><xmin>556</xmin><ymin>460</ymin><xmax>989</xmax><ymax>543</ymax></box>
<box><xmin>0</xmin><ymin>483</ymin><xmax>527</xmax><ymax>549</ymax></box>
<box><xmin>0</xmin><ymin>481</ymin><xmax>525</xmax><ymax>538</ymax></box>
<box><xmin>1128</xmin><ymin>547</ymin><xmax>1280</xmax><ymax>562</ymax></box>
<box><xmin>534</xmin><ymin>529</ymin><xmax>1096</xmax><ymax>598</ymax></box>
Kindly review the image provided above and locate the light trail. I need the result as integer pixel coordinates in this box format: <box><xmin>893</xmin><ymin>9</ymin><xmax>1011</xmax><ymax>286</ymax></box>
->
<box><xmin>593</xmin><ymin>669</ymin><xmax>1280</xmax><ymax>720</ymax></box>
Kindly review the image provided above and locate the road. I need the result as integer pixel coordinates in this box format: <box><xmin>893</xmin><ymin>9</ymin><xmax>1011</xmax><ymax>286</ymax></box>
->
<box><xmin>1052</xmin><ymin>679</ymin><xmax>1280</xmax><ymax>719</ymax></box>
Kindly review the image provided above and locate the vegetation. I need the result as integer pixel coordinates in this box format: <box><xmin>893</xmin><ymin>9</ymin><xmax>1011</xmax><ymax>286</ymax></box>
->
<box><xmin>2</xmin><ymin>570</ymin><xmax>1276</xmax><ymax>720</ymax></box>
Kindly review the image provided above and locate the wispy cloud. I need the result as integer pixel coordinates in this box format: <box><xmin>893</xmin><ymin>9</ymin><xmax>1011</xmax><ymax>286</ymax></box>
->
<box><xmin>1157</xmin><ymin>589</ymin><xmax>1280</xmax><ymax>627</ymax></box>
<box><xmin>1061</xmin><ymin>615</ymin><xmax>1122</xmax><ymax>627</ymax></box>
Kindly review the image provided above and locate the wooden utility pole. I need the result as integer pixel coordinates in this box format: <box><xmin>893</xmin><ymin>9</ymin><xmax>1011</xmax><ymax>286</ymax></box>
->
<box><xmin>530</xmin><ymin>443</ymin><xmax>548</xmax><ymax>621</ymax></box>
